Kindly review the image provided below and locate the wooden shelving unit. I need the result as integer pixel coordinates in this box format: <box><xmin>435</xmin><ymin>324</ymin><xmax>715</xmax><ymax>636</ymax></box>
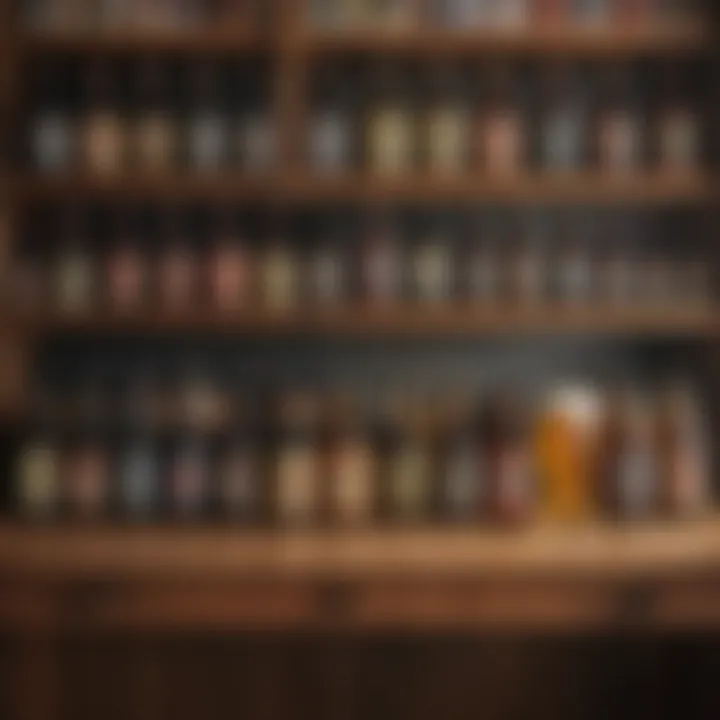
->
<box><xmin>1</xmin><ymin>0</ymin><xmax>718</xmax><ymax>646</ymax></box>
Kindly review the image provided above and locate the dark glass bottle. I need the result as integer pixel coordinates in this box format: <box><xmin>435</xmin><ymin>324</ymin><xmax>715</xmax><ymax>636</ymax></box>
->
<box><xmin>477</xmin><ymin>65</ymin><xmax>525</xmax><ymax>174</ymax></box>
<box><xmin>65</xmin><ymin>430</ymin><xmax>110</xmax><ymax>520</ymax></box>
<box><xmin>480</xmin><ymin>393</ymin><xmax>535</xmax><ymax>525</ymax></box>
<box><xmin>656</xmin><ymin>66</ymin><xmax>700</xmax><ymax>174</ymax></box>
<box><xmin>362</xmin><ymin>214</ymin><xmax>405</xmax><ymax>305</ymax></box>
<box><xmin>386</xmin><ymin>395</ymin><xmax>433</xmax><ymax>524</ymax></box>
<box><xmin>217</xmin><ymin>394</ymin><xmax>261</xmax><ymax>523</ymax></box>
<box><xmin>157</xmin><ymin>210</ymin><xmax>197</xmax><ymax>311</ymax></box>
<box><xmin>207</xmin><ymin>209</ymin><xmax>254</xmax><ymax>311</ymax></box>
<box><xmin>308</xmin><ymin>68</ymin><xmax>355</xmax><ymax>173</ymax></box>
<box><xmin>55</xmin><ymin>205</ymin><xmax>95</xmax><ymax>315</ymax></box>
<box><xmin>308</xmin><ymin>217</ymin><xmax>348</xmax><ymax>307</ymax></box>
<box><xmin>15</xmin><ymin>389</ymin><xmax>61</xmax><ymax>520</ymax></box>
<box><xmin>442</xmin><ymin>396</ymin><xmax>483</xmax><ymax>523</ymax></box>
<box><xmin>598</xmin><ymin>390</ymin><xmax>659</xmax><ymax>521</ymax></box>
<box><xmin>413</xmin><ymin>214</ymin><xmax>453</xmax><ymax>305</ymax></box>
<box><xmin>186</xmin><ymin>61</ymin><xmax>228</xmax><ymax>173</ymax></box>
<box><xmin>275</xmin><ymin>393</ymin><xmax>321</xmax><ymax>527</ymax></box>
<box><xmin>106</xmin><ymin>208</ymin><xmax>147</xmax><ymax>311</ymax></box>
<box><xmin>540</xmin><ymin>64</ymin><xmax>586</xmax><ymax>172</ymax></box>
<box><xmin>235</xmin><ymin>65</ymin><xmax>275</xmax><ymax>173</ymax></box>
<box><xmin>327</xmin><ymin>393</ymin><xmax>376</xmax><ymax>527</ymax></box>
<box><xmin>31</xmin><ymin>61</ymin><xmax>75</xmax><ymax>173</ymax></box>
<box><xmin>367</xmin><ymin>64</ymin><xmax>415</xmax><ymax>175</ymax></box>
<box><xmin>82</xmin><ymin>61</ymin><xmax>126</xmax><ymax>176</ymax></box>
<box><xmin>133</xmin><ymin>58</ymin><xmax>177</xmax><ymax>173</ymax></box>
<box><xmin>596</xmin><ymin>65</ymin><xmax>642</xmax><ymax>173</ymax></box>
<box><xmin>656</xmin><ymin>384</ymin><xmax>710</xmax><ymax>519</ymax></box>
<box><xmin>425</xmin><ymin>65</ymin><xmax>470</xmax><ymax>175</ymax></box>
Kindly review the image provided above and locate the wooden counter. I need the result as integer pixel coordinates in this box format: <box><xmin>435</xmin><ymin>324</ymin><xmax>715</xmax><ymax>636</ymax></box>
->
<box><xmin>2</xmin><ymin>521</ymin><xmax>719</xmax><ymax>634</ymax></box>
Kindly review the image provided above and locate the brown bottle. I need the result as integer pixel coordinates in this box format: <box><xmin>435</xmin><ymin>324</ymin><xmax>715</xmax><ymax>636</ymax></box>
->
<box><xmin>598</xmin><ymin>390</ymin><xmax>659</xmax><ymax>521</ymax></box>
<box><xmin>367</xmin><ymin>63</ymin><xmax>415</xmax><ymax>175</ymax></box>
<box><xmin>65</xmin><ymin>432</ymin><xmax>109</xmax><ymax>520</ymax></box>
<box><xmin>362</xmin><ymin>214</ymin><xmax>405</xmax><ymax>305</ymax></box>
<box><xmin>157</xmin><ymin>209</ymin><xmax>197</xmax><ymax>311</ymax></box>
<box><xmin>326</xmin><ymin>393</ymin><xmax>376</xmax><ymax>527</ymax></box>
<box><xmin>55</xmin><ymin>205</ymin><xmax>95</xmax><ymax>316</ymax></box>
<box><xmin>656</xmin><ymin>385</ymin><xmax>710</xmax><ymax>519</ymax></box>
<box><xmin>133</xmin><ymin>58</ymin><xmax>177</xmax><ymax>173</ymax></box>
<box><xmin>207</xmin><ymin>210</ymin><xmax>254</xmax><ymax>312</ymax></box>
<box><xmin>425</xmin><ymin>64</ymin><xmax>470</xmax><ymax>175</ymax></box>
<box><xmin>596</xmin><ymin>65</ymin><xmax>642</xmax><ymax>174</ymax></box>
<box><xmin>477</xmin><ymin>65</ymin><xmax>525</xmax><ymax>175</ymax></box>
<box><xmin>480</xmin><ymin>393</ymin><xmax>535</xmax><ymax>525</ymax></box>
<box><xmin>275</xmin><ymin>393</ymin><xmax>321</xmax><ymax>528</ymax></box>
<box><xmin>656</xmin><ymin>66</ymin><xmax>700</xmax><ymax>174</ymax></box>
<box><xmin>82</xmin><ymin>61</ymin><xmax>125</xmax><ymax>176</ymax></box>
<box><xmin>106</xmin><ymin>209</ymin><xmax>146</xmax><ymax>311</ymax></box>
<box><xmin>386</xmin><ymin>394</ymin><xmax>433</xmax><ymax>524</ymax></box>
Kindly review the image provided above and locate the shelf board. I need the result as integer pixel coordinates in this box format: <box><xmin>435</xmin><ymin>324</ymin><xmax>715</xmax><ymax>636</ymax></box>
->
<box><xmin>8</xmin><ymin>306</ymin><xmax>718</xmax><ymax>337</ymax></box>
<box><xmin>15</xmin><ymin>172</ymin><xmax>714</xmax><ymax>205</ymax></box>
<box><xmin>300</xmin><ymin>22</ymin><xmax>712</xmax><ymax>56</ymax></box>
<box><xmin>1</xmin><ymin>520</ymin><xmax>719</xmax><ymax>580</ymax></box>
<box><xmin>18</xmin><ymin>27</ymin><xmax>269</xmax><ymax>54</ymax></box>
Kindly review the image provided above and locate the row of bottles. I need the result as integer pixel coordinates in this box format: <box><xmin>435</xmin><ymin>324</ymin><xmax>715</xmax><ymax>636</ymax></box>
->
<box><xmin>15</xmin><ymin>381</ymin><xmax>712</xmax><ymax>524</ymax></box>
<box><xmin>24</xmin><ymin>0</ymin><xmax>267</xmax><ymax>31</ymax></box>
<box><xmin>13</xmin><ymin>208</ymin><xmax>713</xmax><ymax>313</ymax></box>
<box><xmin>30</xmin><ymin>60</ymin><xmax>704</xmax><ymax>176</ymax></box>
<box><xmin>308</xmin><ymin>63</ymin><xmax>703</xmax><ymax>174</ymax></box>
<box><xmin>309</xmin><ymin>0</ymin><xmax>698</xmax><ymax>30</ymax></box>
<box><xmin>31</xmin><ymin>60</ymin><xmax>275</xmax><ymax>174</ymax></box>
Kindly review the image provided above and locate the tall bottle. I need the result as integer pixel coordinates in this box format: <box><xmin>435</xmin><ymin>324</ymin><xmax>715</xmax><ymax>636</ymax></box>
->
<box><xmin>386</xmin><ymin>394</ymin><xmax>433</xmax><ymax>524</ymax></box>
<box><xmin>367</xmin><ymin>64</ymin><xmax>415</xmax><ymax>175</ymax></box>
<box><xmin>362</xmin><ymin>214</ymin><xmax>405</xmax><ymax>306</ymax></box>
<box><xmin>307</xmin><ymin>216</ymin><xmax>348</xmax><ymax>307</ymax></box>
<box><xmin>132</xmin><ymin>58</ymin><xmax>177</xmax><ymax>173</ymax></box>
<box><xmin>55</xmin><ymin>205</ymin><xmax>95</xmax><ymax>316</ymax></box>
<box><xmin>186</xmin><ymin>61</ymin><xmax>228</xmax><ymax>173</ymax></box>
<box><xmin>106</xmin><ymin>207</ymin><xmax>147</xmax><ymax>311</ymax></box>
<box><xmin>31</xmin><ymin>61</ymin><xmax>76</xmax><ymax>173</ymax></box>
<box><xmin>157</xmin><ymin>209</ymin><xmax>197</xmax><ymax>311</ymax></box>
<box><xmin>596</xmin><ymin>65</ymin><xmax>643</xmax><ymax>174</ymax></box>
<box><xmin>275</xmin><ymin>393</ymin><xmax>321</xmax><ymax>527</ymax></box>
<box><xmin>15</xmin><ymin>389</ymin><xmax>61</xmax><ymax>520</ymax></box>
<box><xmin>425</xmin><ymin>64</ymin><xmax>471</xmax><ymax>175</ymax></box>
<box><xmin>597</xmin><ymin>390</ymin><xmax>659</xmax><ymax>521</ymax></box>
<box><xmin>326</xmin><ymin>393</ymin><xmax>376</xmax><ymax>527</ymax></box>
<box><xmin>82</xmin><ymin>60</ymin><xmax>126</xmax><ymax>176</ymax></box>
<box><xmin>308</xmin><ymin>68</ymin><xmax>355</xmax><ymax>174</ymax></box>
<box><xmin>656</xmin><ymin>384</ymin><xmax>710</xmax><ymax>519</ymax></box>
<box><xmin>235</xmin><ymin>65</ymin><xmax>275</xmax><ymax>173</ymax></box>
<box><xmin>477</xmin><ymin>65</ymin><xmax>525</xmax><ymax>175</ymax></box>
<box><xmin>480</xmin><ymin>393</ymin><xmax>535</xmax><ymax>525</ymax></box>
<box><xmin>217</xmin><ymin>392</ymin><xmax>261</xmax><ymax>523</ymax></box>
<box><xmin>260</xmin><ymin>221</ymin><xmax>298</xmax><ymax>312</ymax></box>
<box><xmin>207</xmin><ymin>209</ymin><xmax>254</xmax><ymax>312</ymax></box>
<box><xmin>412</xmin><ymin>213</ymin><xmax>453</xmax><ymax>305</ymax></box>
<box><xmin>540</xmin><ymin>64</ymin><xmax>586</xmax><ymax>172</ymax></box>
<box><xmin>442</xmin><ymin>395</ymin><xmax>483</xmax><ymax>523</ymax></box>
<box><xmin>656</xmin><ymin>65</ymin><xmax>700</xmax><ymax>174</ymax></box>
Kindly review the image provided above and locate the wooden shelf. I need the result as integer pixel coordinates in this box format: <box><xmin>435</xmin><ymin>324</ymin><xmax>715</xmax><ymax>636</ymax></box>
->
<box><xmin>8</xmin><ymin>306</ymin><xmax>718</xmax><ymax>337</ymax></box>
<box><xmin>18</xmin><ymin>28</ymin><xmax>269</xmax><ymax>54</ymax></box>
<box><xmin>1</xmin><ymin>519</ymin><xmax>719</xmax><ymax>581</ymax></box>
<box><xmin>15</xmin><ymin>172</ymin><xmax>714</xmax><ymax>205</ymax></box>
<box><xmin>4</xmin><ymin>521</ymin><xmax>720</xmax><ymax>632</ymax></box>
<box><xmin>300</xmin><ymin>23</ymin><xmax>712</xmax><ymax>56</ymax></box>
<box><xmin>18</xmin><ymin>23</ymin><xmax>711</xmax><ymax>56</ymax></box>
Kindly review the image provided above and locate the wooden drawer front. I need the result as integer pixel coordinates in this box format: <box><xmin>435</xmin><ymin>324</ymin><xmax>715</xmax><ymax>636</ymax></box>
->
<box><xmin>352</xmin><ymin>581</ymin><xmax>622</xmax><ymax>631</ymax></box>
<box><xmin>62</xmin><ymin>580</ymin><xmax>319</xmax><ymax>632</ymax></box>
<box><xmin>651</xmin><ymin>582</ymin><xmax>720</xmax><ymax>627</ymax></box>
